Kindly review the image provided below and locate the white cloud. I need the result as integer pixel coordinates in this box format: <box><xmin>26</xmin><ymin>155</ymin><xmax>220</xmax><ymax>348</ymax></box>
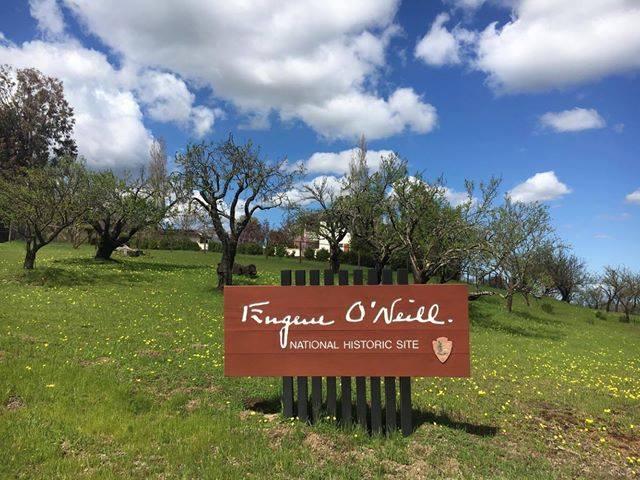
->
<box><xmin>136</xmin><ymin>71</ymin><xmax>216</xmax><ymax>138</ymax></box>
<box><xmin>415</xmin><ymin>13</ymin><xmax>462</xmax><ymax>66</ymax></box>
<box><xmin>626</xmin><ymin>188</ymin><xmax>640</xmax><ymax>204</ymax></box>
<box><xmin>293</xmin><ymin>88</ymin><xmax>437</xmax><ymax>140</ymax></box>
<box><xmin>444</xmin><ymin>187</ymin><xmax>473</xmax><ymax>206</ymax></box>
<box><xmin>446</xmin><ymin>0</ymin><xmax>488</xmax><ymax>11</ymax></box>
<box><xmin>286</xmin><ymin>175</ymin><xmax>345</xmax><ymax>205</ymax></box>
<box><xmin>303</xmin><ymin>148</ymin><xmax>395</xmax><ymax>175</ymax></box>
<box><xmin>539</xmin><ymin>108</ymin><xmax>606</xmax><ymax>133</ymax></box>
<box><xmin>473</xmin><ymin>0</ymin><xmax>640</xmax><ymax>92</ymax></box>
<box><xmin>508</xmin><ymin>171</ymin><xmax>571</xmax><ymax>203</ymax></box>
<box><xmin>190</xmin><ymin>106</ymin><xmax>216</xmax><ymax>139</ymax></box>
<box><xmin>29</xmin><ymin>0</ymin><xmax>65</xmax><ymax>37</ymax></box>
<box><xmin>62</xmin><ymin>0</ymin><xmax>437</xmax><ymax>140</ymax></box>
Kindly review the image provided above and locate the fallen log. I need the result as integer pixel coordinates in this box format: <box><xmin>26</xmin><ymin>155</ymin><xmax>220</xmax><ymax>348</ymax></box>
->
<box><xmin>468</xmin><ymin>291</ymin><xmax>495</xmax><ymax>301</ymax></box>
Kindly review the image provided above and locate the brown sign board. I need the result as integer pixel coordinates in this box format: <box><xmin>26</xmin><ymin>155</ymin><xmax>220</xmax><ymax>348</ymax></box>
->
<box><xmin>224</xmin><ymin>284</ymin><xmax>470</xmax><ymax>377</ymax></box>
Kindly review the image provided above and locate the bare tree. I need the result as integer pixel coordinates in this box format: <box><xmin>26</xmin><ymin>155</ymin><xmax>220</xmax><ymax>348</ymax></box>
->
<box><xmin>576</xmin><ymin>276</ymin><xmax>606</xmax><ymax>310</ymax></box>
<box><xmin>602</xmin><ymin>266</ymin><xmax>625</xmax><ymax>312</ymax></box>
<box><xmin>488</xmin><ymin>199</ymin><xmax>556</xmax><ymax>312</ymax></box>
<box><xmin>615</xmin><ymin>268</ymin><xmax>640</xmax><ymax>322</ymax></box>
<box><xmin>543</xmin><ymin>247</ymin><xmax>588</xmax><ymax>302</ymax></box>
<box><xmin>343</xmin><ymin>135</ymin><xmax>406</xmax><ymax>282</ymax></box>
<box><xmin>301</xmin><ymin>176</ymin><xmax>349</xmax><ymax>273</ymax></box>
<box><xmin>0</xmin><ymin>157</ymin><xmax>91</xmax><ymax>269</ymax></box>
<box><xmin>176</xmin><ymin>135</ymin><xmax>300</xmax><ymax>288</ymax></box>
<box><xmin>89</xmin><ymin>168</ymin><xmax>182</xmax><ymax>260</ymax></box>
<box><xmin>148</xmin><ymin>137</ymin><xmax>168</xmax><ymax>206</ymax></box>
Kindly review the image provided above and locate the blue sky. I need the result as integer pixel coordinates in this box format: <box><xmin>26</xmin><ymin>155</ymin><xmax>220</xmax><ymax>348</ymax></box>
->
<box><xmin>1</xmin><ymin>0</ymin><xmax>639</xmax><ymax>271</ymax></box>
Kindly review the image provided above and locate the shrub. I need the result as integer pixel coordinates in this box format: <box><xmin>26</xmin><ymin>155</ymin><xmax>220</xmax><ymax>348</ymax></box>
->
<box><xmin>136</xmin><ymin>234</ymin><xmax>200</xmax><ymax>251</ymax></box>
<box><xmin>237</xmin><ymin>242</ymin><xmax>263</xmax><ymax>255</ymax></box>
<box><xmin>595</xmin><ymin>310</ymin><xmax>606</xmax><ymax>320</ymax></box>
<box><xmin>303</xmin><ymin>246</ymin><xmax>316</xmax><ymax>260</ymax></box>
<box><xmin>315</xmin><ymin>248</ymin><xmax>330</xmax><ymax>262</ymax></box>
<box><xmin>274</xmin><ymin>244</ymin><xmax>287</xmax><ymax>257</ymax></box>
<box><xmin>541</xmin><ymin>303</ymin><xmax>554</xmax><ymax>314</ymax></box>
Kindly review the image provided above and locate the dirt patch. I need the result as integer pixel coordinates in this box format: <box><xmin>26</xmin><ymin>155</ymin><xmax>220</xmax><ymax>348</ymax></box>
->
<box><xmin>185</xmin><ymin>399</ymin><xmax>200</xmax><ymax>412</ymax></box>
<box><xmin>79</xmin><ymin>356</ymin><xmax>113</xmax><ymax>367</ymax></box>
<box><xmin>380</xmin><ymin>442</ymin><xmax>441</xmax><ymax>479</ymax></box>
<box><xmin>608</xmin><ymin>431</ymin><xmax>640</xmax><ymax>455</ymax></box>
<box><xmin>303</xmin><ymin>432</ymin><xmax>336</xmax><ymax>459</ymax></box>
<box><xmin>0</xmin><ymin>350</ymin><xmax>6</xmax><ymax>361</ymax></box>
<box><xmin>137</xmin><ymin>349</ymin><xmax>162</xmax><ymax>358</ymax></box>
<box><xmin>536</xmin><ymin>401</ymin><xmax>581</xmax><ymax>428</ymax></box>
<box><xmin>5</xmin><ymin>395</ymin><xmax>25</xmax><ymax>411</ymax></box>
<box><xmin>266</xmin><ymin>423</ymin><xmax>293</xmax><ymax>447</ymax></box>
<box><xmin>191</xmin><ymin>343</ymin><xmax>208</xmax><ymax>349</ymax></box>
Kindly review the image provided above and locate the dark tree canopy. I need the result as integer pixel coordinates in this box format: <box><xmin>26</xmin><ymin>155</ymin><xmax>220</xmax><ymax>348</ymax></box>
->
<box><xmin>0</xmin><ymin>65</ymin><xmax>76</xmax><ymax>173</ymax></box>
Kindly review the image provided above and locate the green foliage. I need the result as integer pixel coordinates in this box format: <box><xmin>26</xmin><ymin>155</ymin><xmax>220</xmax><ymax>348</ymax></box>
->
<box><xmin>315</xmin><ymin>248</ymin><xmax>330</xmax><ymax>262</ymax></box>
<box><xmin>595</xmin><ymin>310</ymin><xmax>606</xmax><ymax>320</ymax></box>
<box><xmin>303</xmin><ymin>246</ymin><xmax>316</xmax><ymax>260</ymax></box>
<box><xmin>541</xmin><ymin>303</ymin><xmax>554</xmax><ymax>314</ymax></box>
<box><xmin>236</xmin><ymin>242</ymin><xmax>263</xmax><ymax>255</ymax></box>
<box><xmin>0</xmin><ymin>157</ymin><xmax>93</xmax><ymax>268</ymax></box>
<box><xmin>136</xmin><ymin>234</ymin><xmax>200</xmax><ymax>251</ymax></box>
<box><xmin>274</xmin><ymin>244</ymin><xmax>287</xmax><ymax>257</ymax></box>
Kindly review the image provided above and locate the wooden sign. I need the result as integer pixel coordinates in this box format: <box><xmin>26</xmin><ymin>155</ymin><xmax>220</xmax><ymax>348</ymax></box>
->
<box><xmin>224</xmin><ymin>284</ymin><xmax>469</xmax><ymax>377</ymax></box>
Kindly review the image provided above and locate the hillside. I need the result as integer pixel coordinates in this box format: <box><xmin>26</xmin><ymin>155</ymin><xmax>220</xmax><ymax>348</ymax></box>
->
<box><xmin>0</xmin><ymin>242</ymin><xmax>638</xmax><ymax>479</ymax></box>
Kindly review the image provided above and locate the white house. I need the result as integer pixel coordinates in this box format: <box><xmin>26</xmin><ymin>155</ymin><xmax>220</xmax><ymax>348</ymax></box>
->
<box><xmin>317</xmin><ymin>231</ymin><xmax>351</xmax><ymax>253</ymax></box>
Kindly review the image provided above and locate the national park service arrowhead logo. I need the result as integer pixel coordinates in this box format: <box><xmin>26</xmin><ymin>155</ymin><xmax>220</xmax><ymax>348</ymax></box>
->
<box><xmin>432</xmin><ymin>336</ymin><xmax>453</xmax><ymax>363</ymax></box>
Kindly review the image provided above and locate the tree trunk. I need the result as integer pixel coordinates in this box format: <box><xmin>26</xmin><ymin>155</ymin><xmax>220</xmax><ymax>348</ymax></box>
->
<box><xmin>329</xmin><ymin>247</ymin><xmax>340</xmax><ymax>274</ymax></box>
<box><xmin>411</xmin><ymin>267</ymin><xmax>428</xmax><ymax>284</ymax></box>
<box><xmin>23</xmin><ymin>244</ymin><xmax>37</xmax><ymax>269</ymax></box>
<box><xmin>373</xmin><ymin>261</ymin><xmax>384</xmax><ymax>284</ymax></box>
<box><xmin>95</xmin><ymin>235</ymin><xmax>118</xmax><ymax>260</ymax></box>
<box><xmin>506</xmin><ymin>293</ymin><xmax>514</xmax><ymax>312</ymax></box>
<box><xmin>218</xmin><ymin>243</ymin><xmax>236</xmax><ymax>289</ymax></box>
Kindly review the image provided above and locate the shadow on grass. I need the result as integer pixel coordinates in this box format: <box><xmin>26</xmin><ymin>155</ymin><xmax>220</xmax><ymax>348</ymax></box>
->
<box><xmin>512</xmin><ymin>309</ymin><xmax>562</xmax><ymax>326</ymax></box>
<box><xmin>242</xmin><ymin>395</ymin><xmax>498</xmax><ymax>438</ymax></box>
<box><xmin>56</xmin><ymin>257</ymin><xmax>208</xmax><ymax>272</ymax></box>
<box><xmin>470</xmin><ymin>303</ymin><xmax>565</xmax><ymax>341</ymax></box>
<box><xmin>243</xmin><ymin>396</ymin><xmax>281</xmax><ymax>414</ymax></box>
<box><xmin>412</xmin><ymin>408</ymin><xmax>498</xmax><ymax>437</ymax></box>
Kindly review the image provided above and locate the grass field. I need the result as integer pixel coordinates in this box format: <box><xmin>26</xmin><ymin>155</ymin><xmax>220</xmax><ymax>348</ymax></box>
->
<box><xmin>1</xmin><ymin>242</ymin><xmax>639</xmax><ymax>479</ymax></box>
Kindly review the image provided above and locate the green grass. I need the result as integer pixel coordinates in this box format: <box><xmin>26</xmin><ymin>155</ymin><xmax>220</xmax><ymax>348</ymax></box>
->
<box><xmin>1</xmin><ymin>242</ymin><xmax>638</xmax><ymax>479</ymax></box>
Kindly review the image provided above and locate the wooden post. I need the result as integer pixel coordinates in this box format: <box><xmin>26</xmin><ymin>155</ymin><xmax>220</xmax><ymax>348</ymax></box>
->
<box><xmin>309</xmin><ymin>270</ymin><xmax>322</xmax><ymax>423</ymax></box>
<box><xmin>381</xmin><ymin>269</ymin><xmax>396</xmax><ymax>434</ymax></box>
<box><xmin>396</xmin><ymin>268</ymin><xmax>412</xmax><ymax>436</ymax></box>
<box><xmin>281</xmin><ymin>270</ymin><xmax>294</xmax><ymax>418</ymax></box>
<box><xmin>323</xmin><ymin>270</ymin><xmax>337</xmax><ymax>420</ymax></box>
<box><xmin>295</xmin><ymin>270</ymin><xmax>308</xmax><ymax>422</ymax></box>
<box><xmin>368</xmin><ymin>268</ymin><xmax>383</xmax><ymax>434</ymax></box>
<box><xmin>353</xmin><ymin>269</ymin><xmax>368</xmax><ymax>430</ymax></box>
<box><xmin>338</xmin><ymin>270</ymin><xmax>351</xmax><ymax>426</ymax></box>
